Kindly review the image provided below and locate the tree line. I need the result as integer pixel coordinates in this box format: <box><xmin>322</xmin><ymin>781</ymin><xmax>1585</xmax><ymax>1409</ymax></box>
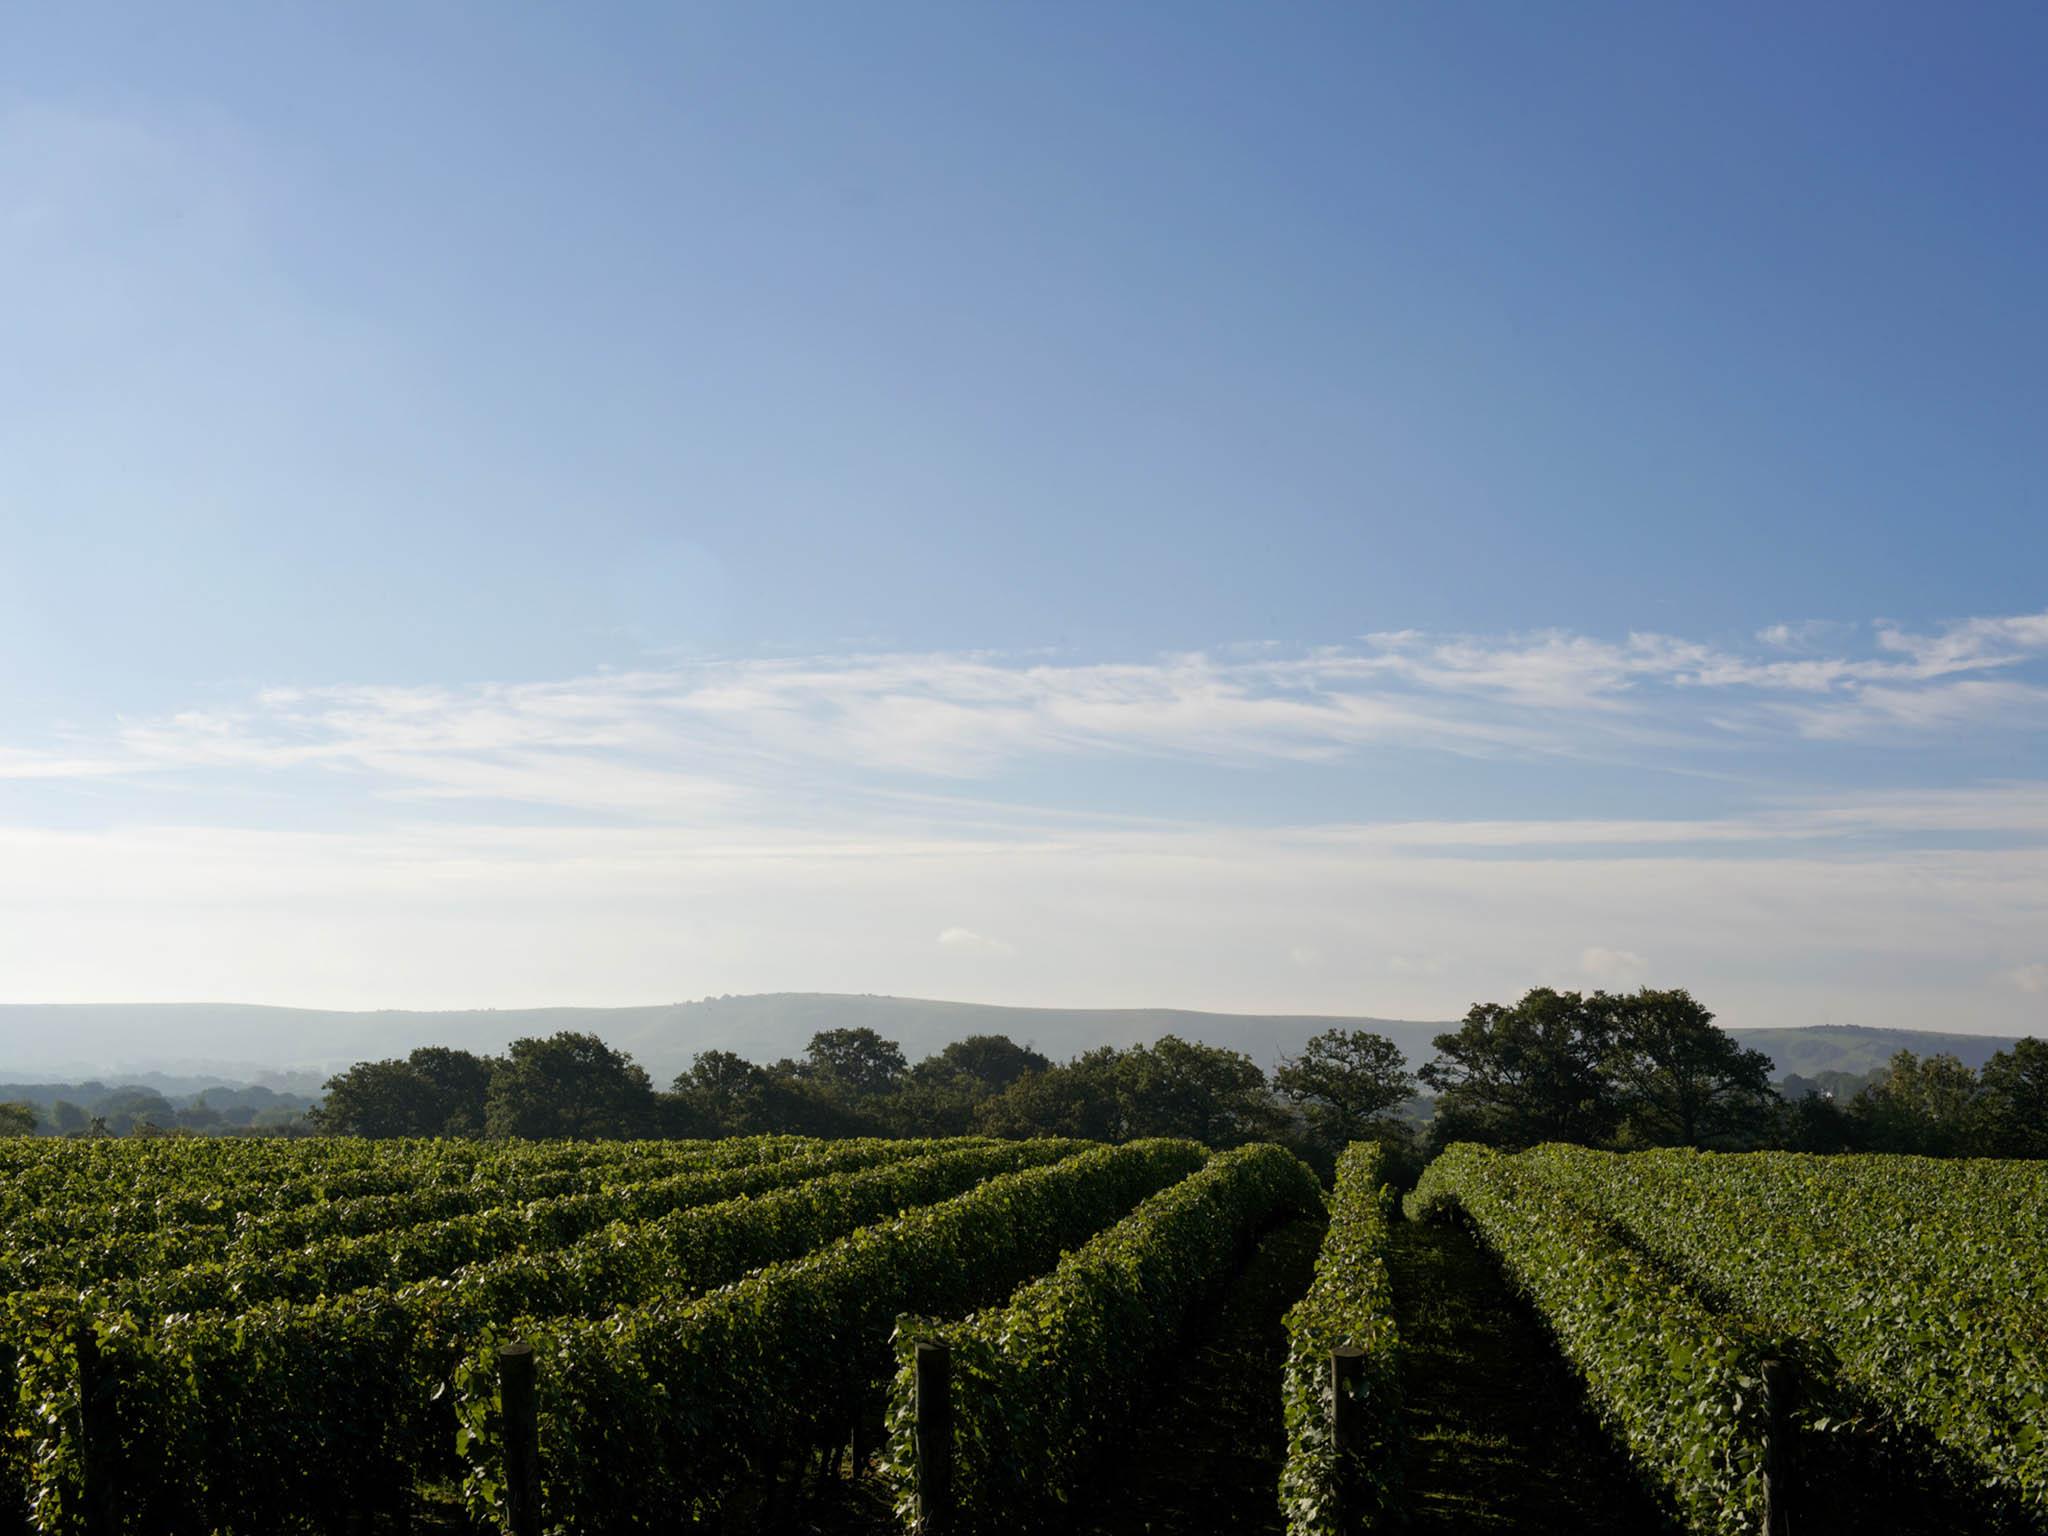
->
<box><xmin>0</xmin><ymin>1082</ymin><xmax>316</xmax><ymax>1138</ymax></box>
<box><xmin>303</xmin><ymin>985</ymin><xmax>2048</xmax><ymax>1172</ymax></box>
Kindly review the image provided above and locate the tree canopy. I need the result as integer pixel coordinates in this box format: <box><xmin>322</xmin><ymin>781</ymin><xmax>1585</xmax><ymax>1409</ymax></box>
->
<box><xmin>287</xmin><ymin>996</ymin><xmax>2045</xmax><ymax>1168</ymax></box>
<box><xmin>483</xmin><ymin>1033</ymin><xmax>656</xmax><ymax>1140</ymax></box>
<box><xmin>1597</xmin><ymin>987</ymin><xmax>1775</xmax><ymax>1148</ymax></box>
<box><xmin>1420</xmin><ymin>989</ymin><xmax>1618</xmax><ymax>1150</ymax></box>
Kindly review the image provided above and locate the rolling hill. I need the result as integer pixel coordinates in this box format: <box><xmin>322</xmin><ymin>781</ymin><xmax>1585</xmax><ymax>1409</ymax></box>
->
<box><xmin>0</xmin><ymin>995</ymin><xmax>2028</xmax><ymax>1091</ymax></box>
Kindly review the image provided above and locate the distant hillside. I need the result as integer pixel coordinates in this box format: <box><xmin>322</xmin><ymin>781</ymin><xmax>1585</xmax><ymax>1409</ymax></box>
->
<box><xmin>0</xmin><ymin>996</ymin><xmax>1446</xmax><ymax>1083</ymax></box>
<box><xmin>612</xmin><ymin>994</ymin><xmax>1453</xmax><ymax>1080</ymax></box>
<box><xmin>1726</xmin><ymin>1023</ymin><xmax>2023</xmax><ymax>1076</ymax></box>
<box><xmin>0</xmin><ymin>996</ymin><xmax>2027</xmax><ymax>1089</ymax></box>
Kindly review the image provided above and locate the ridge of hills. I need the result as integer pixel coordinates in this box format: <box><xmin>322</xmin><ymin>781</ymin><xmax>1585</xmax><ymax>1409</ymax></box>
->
<box><xmin>0</xmin><ymin>994</ymin><xmax>2027</xmax><ymax>1095</ymax></box>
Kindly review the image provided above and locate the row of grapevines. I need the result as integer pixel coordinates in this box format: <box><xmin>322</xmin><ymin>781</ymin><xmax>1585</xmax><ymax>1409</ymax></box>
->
<box><xmin>2</xmin><ymin>1138</ymin><xmax>1079</xmax><ymax>1534</ymax></box>
<box><xmin>447</xmin><ymin>1139</ymin><xmax>1210</xmax><ymax>1534</ymax></box>
<box><xmin>1409</xmin><ymin>1144</ymin><xmax>1773</xmax><ymax>1536</ymax></box>
<box><xmin>1278</xmin><ymin>1141</ymin><xmax>1400</xmax><ymax>1536</ymax></box>
<box><xmin>0</xmin><ymin>1136</ymin><xmax>821</xmax><ymax>1242</ymax></box>
<box><xmin>85</xmin><ymin>1137</ymin><xmax>962</xmax><ymax>1312</ymax></box>
<box><xmin>0</xmin><ymin>1135</ymin><xmax>839</xmax><ymax>1288</ymax></box>
<box><xmin>0</xmin><ymin>1134</ymin><xmax>755</xmax><ymax>1221</ymax></box>
<box><xmin>885</xmin><ymin>1141</ymin><xmax>1321</xmax><ymax>1534</ymax></box>
<box><xmin>1513</xmin><ymin>1146</ymin><xmax>2048</xmax><ymax>1527</ymax></box>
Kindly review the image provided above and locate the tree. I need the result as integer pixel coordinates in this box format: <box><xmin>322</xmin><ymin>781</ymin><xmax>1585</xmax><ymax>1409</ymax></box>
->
<box><xmin>892</xmin><ymin>1035</ymin><xmax>1054</xmax><ymax>1136</ymax></box>
<box><xmin>1115</xmin><ymin>1037</ymin><xmax>1281</xmax><ymax>1147</ymax></box>
<box><xmin>484</xmin><ymin>1032</ymin><xmax>657</xmax><ymax>1140</ymax></box>
<box><xmin>91</xmin><ymin>1088</ymin><xmax>176</xmax><ymax>1138</ymax></box>
<box><xmin>1420</xmin><ymin>989</ymin><xmax>1616</xmax><ymax>1150</ymax></box>
<box><xmin>0</xmin><ymin>1101</ymin><xmax>36</xmax><ymax>1137</ymax></box>
<box><xmin>802</xmin><ymin>1029</ymin><xmax>908</xmax><ymax>1098</ymax></box>
<box><xmin>976</xmin><ymin>1051</ymin><xmax>1124</xmax><ymax>1141</ymax></box>
<box><xmin>50</xmin><ymin>1100</ymin><xmax>87</xmax><ymax>1136</ymax></box>
<box><xmin>1775</xmin><ymin>1087</ymin><xmax>1857</xmax><ymax>1153</ymax></box>
<box><xmin>317</xmin><ymin>1048</ymin><xmax>500</xmax><ymax>1137</ymax></box>
<box><xmin>315</xmin><ymin>1059</ymin><xmax>448</xmax><ymax>1137</ymax></box>
<box><xmin>1979</xmin><ymin>1037</ymin><xmax>2048</xmax><ymax>1158</ymax></box>
<box><xmin>1274</xmin><ymin>1028</ymin><xmax>1417</xmax><ymax>1177</ymax></box>
<box><xmin>927</xmin><ymin>1035</ymin><xmax>1049</xmax><ymax>1095</ymax></box>
<box><xmin>405</xmin><ymin>1046</ymin><xmax>497</xmax><ymax>1135</ymax></box>
<box><xmin>672</xmin><ymin>1050</ymin><xmax>772</xmax><ymax>1132</ymax></box>
<box><xmin>1849</xmin><ymin>1051</ymin><xmax>1985</xmax><ymax>1156</ymax></box>
<box><xmin>176</xmin><ymin>1102</ymin><xmax>224</xmax><ymax>1133</ymax></box>
<box><xmin>1597</xmin><ymin>988</ymin><xmax>1775</xmax><ymax>1148</ymax></box>
<box><xmin>1276</xmin><ymin>1030</ymin><xmax>1414</xmax><ymax>1138</ymax></box>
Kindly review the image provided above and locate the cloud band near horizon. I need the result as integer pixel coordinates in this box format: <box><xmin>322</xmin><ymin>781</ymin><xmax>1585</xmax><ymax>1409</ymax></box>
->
<box><xmin>1</xmin><ymin>609</ymin><xmax>2045</xmax><ymax>1033</ymax></box>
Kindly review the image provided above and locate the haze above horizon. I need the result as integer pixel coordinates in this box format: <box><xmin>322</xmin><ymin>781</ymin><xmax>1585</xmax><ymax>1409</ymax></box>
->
<box><xmin>4</xmin><ymin>4</ymin><xmax>2045</xmax><ymax>1035</ymax></box>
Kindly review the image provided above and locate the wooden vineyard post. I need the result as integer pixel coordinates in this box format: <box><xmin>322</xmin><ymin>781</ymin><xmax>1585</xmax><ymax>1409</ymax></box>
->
<box><xmin>1761</xmin><ymin>1357</ymin><xmax>1793</xmax><ymax>1536</ymax></box>
<box><xmin>74</xmin><ymin>1319</ymin><xmax>117</xmax><ymax>1536</ymax></box>
<box><xmin>1330</xmin><ymin>1345</ymin><xmax>1366</xmax><ymax>1526</ymax></box>
<box><xmin>499</xmin><ymin>1342</ymin><xmax>541</xmax><ymax>1536</ymax></box>
<box><xmin>914</xmin><ymin>1342</ymin><xmax>953</xmax><ymax>1536</ymax></box>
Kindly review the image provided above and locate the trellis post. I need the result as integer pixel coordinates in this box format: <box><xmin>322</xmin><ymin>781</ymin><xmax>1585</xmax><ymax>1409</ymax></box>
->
<box><xmin>499</xmin><ymin>1342</ymin><xmax>541</xmax><ymax>1536</ymax></box>
<box><xmin>1761</xmin><ymin>1356</ymin><xmax>1794</xmax><ymax>1536</ymax></box>
<box><xmin>74</xmin><ymin>1319</ymin><xmax>118</xmax><ymax>1536</ymax></box>
<box><xmin>1330</xmin><ymin>1344</ymin><xmax>1366</xmax><ymax>1523</ymax></box>
<box><xmin>914</xmin><ymin>1342</ymin><xmax>953</xmax><ymax>1535</ymax></box>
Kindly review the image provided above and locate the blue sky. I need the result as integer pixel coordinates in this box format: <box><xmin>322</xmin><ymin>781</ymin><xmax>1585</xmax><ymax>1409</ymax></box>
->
<box><xmin>3</xmin><ymin>4</ymin><xmax>2045</xmax><ymax>1033</ymax></box>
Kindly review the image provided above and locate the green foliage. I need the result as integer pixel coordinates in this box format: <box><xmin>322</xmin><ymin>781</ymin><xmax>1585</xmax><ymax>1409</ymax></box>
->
<box><xmin>1274</xmin><ymin>1032</ymin><xmax>1415</xmax><ymax>1170</ymax></box>
<box><xmin>1420</xmin><ymin>990</ymin><xmax>1618</xmax><ymax>1149</ymax></box>
<box><xmin>1410</xmin><ymin>1144</ymin><xmax>1773</xmax><ymax>1535</ymax></box>
<box><xmin>977</xmin><ymin>1035</ymin><xmax>1288</xmax><ymax>1147</ymax></box>
<box><xmin>316</xmin><ymin>1047</ymin><xmax>496</xmax><ymax>1136</ymax></box>
<box><xmin>801</xmin><ymin>1027</ymin><xmax>909</xmax><ymax>1097</ymax></box>
<box><xmin>0</xmin><ymin>1101</ymin><xmax>35</xmax><ymax>1136</ymax></box>
<box><xmin>1596</xmin><ymin>988</ymin><xmax>1774</xmax><ymax>1148</ymax></box>
<box><xmin>1423</xmin><ymin>987</ymin><xmax>1795</xmax><ymax>1154</ymax></box>
<box><xmin>1278</xmin><ymin>1142</ymin><xmax>1401</xmax><ymax>1535</ymax></box>
<box><xmin>1981</xmin><ymin>1037</ymin><xmax>2048</xmax><ymax>1157</ymax></box>
<box><xmin>1847</xmin><ymin>1049</ymin><xmax>1989</xmax><ymax>1155</ymax></box>
<box><xmin>885</xmin><ymin>1142</ymin><xmax>1321</xmax><ymax>1535</ymax></box>
<box><xmin>483</xmin><ymin>1032</ymin><xmax>657</xmax><ymax>1139</ymax></box>
<box><xmin>0</xmin><ymin>1135</ymin><xmax>1077</xmax><ymax>1532</ymax></box>
<box><xmin>1414</xmin><ymin>1143</ymin><xmax>2048</xmax><ymax>1533</ymax></box>
<box><xmin>83</xmin><ymin>1139</ymin><xmax>957</xmax><ymax>1311</ymax></box>
<box><xmin>1516</xmin><ymin>1145</ymin><xmax>2048</xmax><ymax>1526</ymax></box>
<box><xmin>0</xmin><ymin>1136</ymin><xmax>825</xmax><ymax>1290</ymax></box>
<box><xmin>449</xmin><ymin>1139</ymin><xmax>1205</xmax><ymax>1533</ymax></box>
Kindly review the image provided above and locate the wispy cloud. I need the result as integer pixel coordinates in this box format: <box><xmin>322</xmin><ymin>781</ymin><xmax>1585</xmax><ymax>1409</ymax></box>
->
<box><xmin>12</xmin><ymin>605</ymin><xmax>2046</xmax><ymax>818</ymax></box>
<box><xmin>1581</xmin><ymin>946</ymin><xmax>1651</xmax><ymax>983</ymax></box>
<box><xmin>2008</xmin><ymin>964</ymin><xmax>2048</xmax><ymax>995</ymax></box>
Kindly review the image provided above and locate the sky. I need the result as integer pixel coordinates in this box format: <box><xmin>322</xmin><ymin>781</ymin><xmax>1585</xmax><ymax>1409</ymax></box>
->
<box><xmin>3</xmin><ymin>3</ymin><xmax>2046</xmax><ymax>1035</ymax></box>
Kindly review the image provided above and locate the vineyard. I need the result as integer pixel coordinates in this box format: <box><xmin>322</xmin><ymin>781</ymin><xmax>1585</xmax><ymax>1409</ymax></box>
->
<box><xmin>0</xmin><ymin>1136</ymin><xmax>2040</xmax><ymax>1534</ymax></box>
